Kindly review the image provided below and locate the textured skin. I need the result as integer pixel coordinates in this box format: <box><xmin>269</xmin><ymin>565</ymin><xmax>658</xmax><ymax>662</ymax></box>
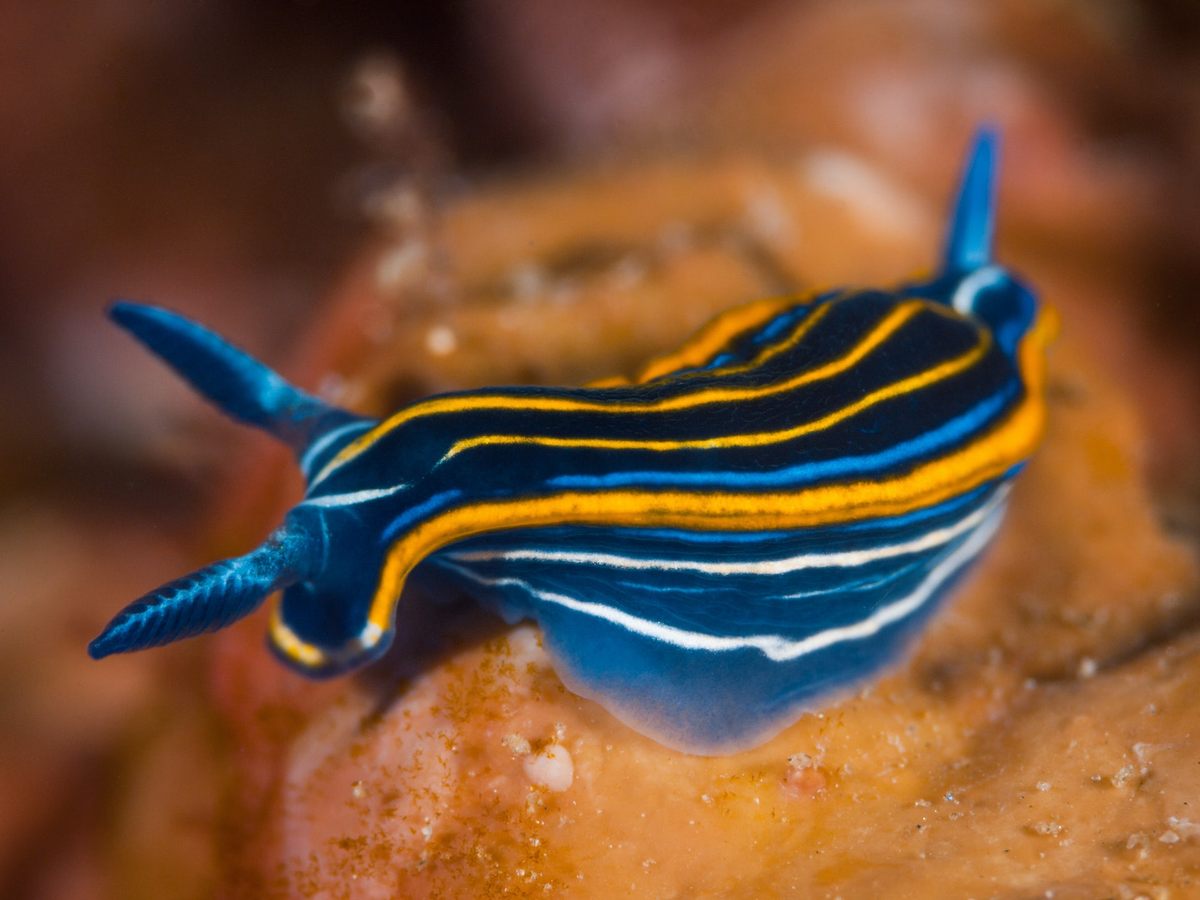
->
<box><xmin>90</xmin><ymin>130</ymin><xmax>1053</xmax><ymax>752</ymax></box>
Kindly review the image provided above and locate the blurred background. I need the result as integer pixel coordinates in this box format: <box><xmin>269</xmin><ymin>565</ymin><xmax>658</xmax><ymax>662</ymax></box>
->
<box><xmin>0</xmin><ymin>1</ymin><xmax>1197</xmax><ymax>896</ymax></box>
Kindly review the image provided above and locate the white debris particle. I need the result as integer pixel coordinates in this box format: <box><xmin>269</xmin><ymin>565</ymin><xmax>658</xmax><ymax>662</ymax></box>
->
<box><xmin>503</xmin><ymin>733</ymin><xmax>532</xmax><ymax>756</ymax></box>
<box><xmin>1160</xmin><ymin>830</ymin><xmax>1181</xmax><ymax>845</ymax></box>
<box><xmin>1036</xmin><ymin>781</ymin><xmax>1052</xmax><ymax>792</ymax></box>
<box><xmin>1077</xmin><ymin>657</ymin><xmax>1098</xmax><ymax>678</ymax></box>
<box><xmin>351</xmin><ymin>780</ymin><xmax>366</xmax><ymax>800</ymax></box>
<box><xmin>701</xmin><ymin>793</ymin><xmax>714</xmax><ymax>806</ymax></box>
<box><xmin>1112</xmin><ymin>764</ymin><xmax>1137</xmax><ymax>788</ymax></box>
<box><xmin>507</xmin><ymin>624</ymin><xmax>549</xmax><ymax>668</ymax></box>
<box><xmin>510</xmin><ymin>263</ymin><xmax>547</xmax><ymax>301</ymax></box>
<box><xmin>1123</xmin><ymin>830</ymin><xmax>1152</xmax><ymax>859</ymax></box>
<box><xmin>1131</xmin><ymin>742</ymin><xmax>1162</xmax><ymax>773</ymax></box>
<box><xmin>425</xmin><ymin>325</ymin><xmax>457</xmax><ymax>357</ymax></box>
<box><xmin>743</xmin><ymin>185</ymin><xmax>795</xmax><ymax>243</ymax></box>
<box><xmin>345</xmin><ymin>53</ymin><xmax>412</xmax><ymax>139</ymax></box>
<box><xmin>363</xmin><ymin>181</ymin><xmax>425</xmax><ymax>232</ymax></box>
<box><xmin>799</xmin><ymin>149</ymin><xmax>928</xmax><ymax>236</ymax></box>
<box><xmin>317</xmin><ymin>373</ymin><xmax>349</xmax><ymax>404</ymax></box>
<box><xmin>609</xmin><ymin>256</ymin><xmax>647</xmax><ymax>291</ymax></box>
<box><xmin>657</xmin><ymin>221</ymin><xmax>694</xmax><ymax>256</ymax></box>
<box><xmin>420</xmin><ymin>824</ymin><xmax>433</xmax><ymax>841</ymax></box>
<box><xmin>1168</xmin><ymin>816</ymin><xmax>1200</xmax><ymax>838</ymax></box>
<box><xmin>376</xmin><ymin>241</ymin><xmax>428</xmax><ymax>292</ymax></box>
<box><xmin>1030</xmin><ymin>821</ymin><xmax>1064</xmax><ymax>837</ymax></box>
<box><xmin>550</xmin><ymin>279</ymin><xmax>579</xmax><ymax>306</ymax></box>
<box><xmin>524</xmin><ymin>745</ymin><xmax>574</xmax><ymax>792</ymax></box>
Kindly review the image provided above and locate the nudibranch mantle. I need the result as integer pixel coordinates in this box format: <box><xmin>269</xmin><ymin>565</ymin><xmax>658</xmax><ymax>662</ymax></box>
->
<box><xmin>90</xmin><ymin>130</ymin><xmax>1053</xmax><ymax>753</ymax></box>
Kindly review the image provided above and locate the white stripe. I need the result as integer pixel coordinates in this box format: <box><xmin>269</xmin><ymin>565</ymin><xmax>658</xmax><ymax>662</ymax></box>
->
<box><xmin>447</xmin><ymin>488</ymin><xmax>1006</xmax><ymax>576</ymax></box>
<box><xmin>300</xmin><ymin>483</ymin><xmax>409</xmax><ymax>509</ymax></box>
<box><xmin>445</xmin><ymin>505</ymin><xmax>1004</xmax><ymax>662</ymax></box>
<box><xmin>301</xmin><ymin>421</ymin><xmax>375</xmax><ymax>479</ymax></box>
<box><xmin>951</xmin><ymin>265</ymin><xmax>1006</xmax><ymax>315</ymax></box>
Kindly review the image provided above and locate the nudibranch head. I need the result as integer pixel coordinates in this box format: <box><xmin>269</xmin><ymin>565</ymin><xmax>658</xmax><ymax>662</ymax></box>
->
<box><xmin>91</xmin><ymin>129</ymin><xmax>1051</xmax><ymax>753</ymax></box>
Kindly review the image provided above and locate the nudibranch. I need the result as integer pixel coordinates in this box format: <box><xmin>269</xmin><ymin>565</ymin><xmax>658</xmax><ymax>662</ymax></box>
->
<box><xmin>91</xmin><ymin>130</ymin><xmax>1053</xmax><ymax>753</ymax></box>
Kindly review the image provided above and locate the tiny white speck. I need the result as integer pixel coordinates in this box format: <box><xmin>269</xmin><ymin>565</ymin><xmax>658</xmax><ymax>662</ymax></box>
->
<box><xmin>1160</xmin><ymin>830</ymin><xmax>1181</xmax><ymax>844</ymax></box>
<box><xmin>1078</xmin><ymin>657</ymin><xmax>1098</xmax><ymax>678</ymax></box>
<box><xmin>1036</xmin><ymin>781</ymin><xmax>1051</xmax><ymax>792</ymax></box>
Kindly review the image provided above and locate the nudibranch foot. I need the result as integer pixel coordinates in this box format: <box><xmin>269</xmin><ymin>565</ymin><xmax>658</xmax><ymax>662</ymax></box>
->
<box><xmin>91</xmin><ymin>128</ymin><xmax>1053</xmax><ymax>754</ymax></box>
<box><xmin>433</xmin><ymin>482</ymin><xmax>1010</xmax><ymax>753</ymax></box>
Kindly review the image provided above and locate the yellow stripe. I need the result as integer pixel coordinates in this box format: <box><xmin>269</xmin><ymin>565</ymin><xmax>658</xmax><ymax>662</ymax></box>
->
<box><xmin>268</xmin><ymin>605</ymin><xmax>327</xmax><ymax>667</ymax></box>
<box><xmin>363</xmin><ymin>309</ymin><xmax>1053</xmax><ymax>634</ymax></box>
<box><xmin>586</xmin><ymin>293</ymin><xmax>818</xmax><ymax>388</ymax></box>
<box><xmin>585</xmin><ymin>374</ymin><xmax>631</xmax><ymax>388</ymax></box>
<box><xmin>315</xmin><ymin>298</ymin><xmax>933</xmax><ymax>485</ymax></box>
<box><xmin>443</xmin><ymin>311</ymin><xmax>983</xmax><ymax>458</ymax></box>
<box><xmin>634</xmin><ymin>295</ymin><xmax>797</xmax><ymax>383</ymax></box>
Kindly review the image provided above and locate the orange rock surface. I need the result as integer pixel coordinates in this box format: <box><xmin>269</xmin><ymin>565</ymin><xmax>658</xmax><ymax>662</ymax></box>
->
<box><xmin>202</xmin><ymin>155</ymin><xmax>1199</xmax><ymax>897</ymax></box>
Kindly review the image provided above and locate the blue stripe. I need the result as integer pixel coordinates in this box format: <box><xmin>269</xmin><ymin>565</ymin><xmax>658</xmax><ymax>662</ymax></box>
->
<box><xmin>546</xmin><ymin>383</ymin><xmax>1017</xmax><ymax>491</ymax></box>
<box><xmin>380</xmin><ymin>489</ymin><xmax>464</xmax><ymax>544</ymax></box>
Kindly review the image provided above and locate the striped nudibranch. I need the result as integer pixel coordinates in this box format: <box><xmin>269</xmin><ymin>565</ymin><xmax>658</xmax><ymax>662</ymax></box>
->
<box><xmin>90</xmin><ymin>130</ymin><xmax>1054</xmax><ymax>753</ymax></box>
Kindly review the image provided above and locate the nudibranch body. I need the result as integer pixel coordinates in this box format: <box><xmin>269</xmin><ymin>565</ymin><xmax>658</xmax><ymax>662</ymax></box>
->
<box><xmin>91</xmin><ymin>131</ymin><xmax>1053</xmax><ymax>753</ymax></box>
